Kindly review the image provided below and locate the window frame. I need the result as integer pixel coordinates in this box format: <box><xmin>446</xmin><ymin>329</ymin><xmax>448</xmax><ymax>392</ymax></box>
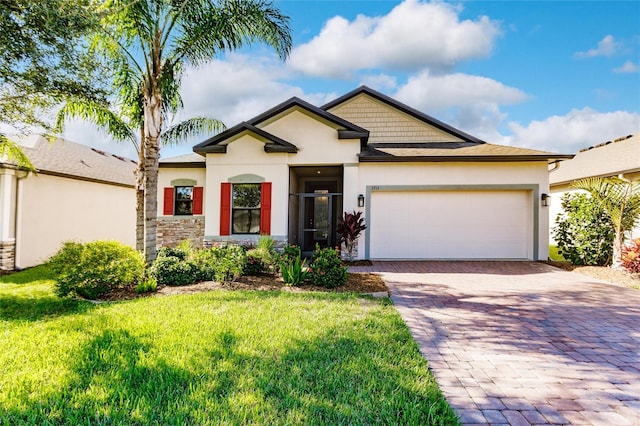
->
<box><xmin>231</xmin><ymin>183</ymin><xmax>262</xmax><ymax>235</ymax></box>
<box><xmin>174</xmin><ymin>185</ymin><xmax>194</xmax><ymax>216</ymax></box>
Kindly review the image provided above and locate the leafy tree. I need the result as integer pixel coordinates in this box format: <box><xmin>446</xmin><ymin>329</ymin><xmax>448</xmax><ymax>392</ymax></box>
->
<box><xmin>0</xmin><ymin>0</ymin><xmax>106</xmax><ymax>169</ymax></box>
<box><xmin>553</xmin><ymin>193</ymin><xmax>614</xmax><ymax>266</ymax></box>
<box><xmin>55</xmin><ymin>96</ymin><xmax>224</xmax><ymax>251</ymax></box>
<box><xmin>572</xmin><ymin>177</ymin><xmax>640</xmax><ymax>269</ymax></box>
<box><xmin>92</xmin><ymin>0</ymin><xmax>291</xmax><ymax>263</ymax></box>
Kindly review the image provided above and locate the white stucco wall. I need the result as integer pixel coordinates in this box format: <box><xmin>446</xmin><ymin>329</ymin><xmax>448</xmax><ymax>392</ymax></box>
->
<box><xmin>157</xmin><ymin>167</ymin><xmax>207</xmax><ymax>215</ymax></box>
<box><xmin>16</xmin><ymin>173</ymin><xmax>135</xmax><ymax>268</ymax></box>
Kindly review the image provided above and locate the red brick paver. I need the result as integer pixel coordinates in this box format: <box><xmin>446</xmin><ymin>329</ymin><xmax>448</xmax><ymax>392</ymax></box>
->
<box><xmin>351</xmin><ymin>261</ymin><xmax>640</xmax><ymax>425</ymax></box>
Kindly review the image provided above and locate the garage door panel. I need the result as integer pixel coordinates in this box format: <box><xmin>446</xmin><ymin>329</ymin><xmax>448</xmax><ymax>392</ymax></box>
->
<box><xmin>370</xmin><ymin>190</ymin><xmax>531</xmax><ymax>259</ymax></box>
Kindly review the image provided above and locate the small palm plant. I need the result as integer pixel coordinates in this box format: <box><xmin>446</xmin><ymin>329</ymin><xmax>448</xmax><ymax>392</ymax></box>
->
<box><xmin>336</xmin><ymin>210</ymin><xmax>367</xmax><ymax>261</ymax></box>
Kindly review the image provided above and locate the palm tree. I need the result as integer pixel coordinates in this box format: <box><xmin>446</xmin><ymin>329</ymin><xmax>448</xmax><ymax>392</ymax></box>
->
<box><xmin>572</xmin><ymin>177</ymin><xmax>640</xmax><ymax>269</ymax></box>
<box><xmin>93</xmin><ymin>0</ymin><xmax>291</xmax><ymax>263</ymax></box>
<box><xmin>55</xmin><ymin>98</ymin><xmax>224</xmax><ymax>251</ymax></box>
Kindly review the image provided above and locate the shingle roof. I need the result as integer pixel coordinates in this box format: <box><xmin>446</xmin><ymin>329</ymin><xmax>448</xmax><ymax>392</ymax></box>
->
<box><xmin>160</xmin><ymin>152</ymin><xmax>206</xmax><ymax>167</ymax></box>
<box><xmin>360</xmin><ymin>143</ymin><xmax>573</xmax><ymax>162</ymax></box>
<box><xmin>4</xmin><ymin>135</ymin><xmax>136</xmax><ymax>187</ymax></box>
<box><xmin>549</xmin><ymin>132</ymin><xmax>640</xmax><ymax>185</ymax></box>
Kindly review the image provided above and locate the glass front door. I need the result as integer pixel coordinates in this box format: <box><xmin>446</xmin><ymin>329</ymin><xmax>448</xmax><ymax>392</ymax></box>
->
<box><xmin>297</xmin><ymin>181</ymin><xmax>340</xmax><ymax>253</ymax></box>
<box><xmin>302</xmin><ymin>193</ymin><xmax>331</xmax><ymax>252</ymax></box>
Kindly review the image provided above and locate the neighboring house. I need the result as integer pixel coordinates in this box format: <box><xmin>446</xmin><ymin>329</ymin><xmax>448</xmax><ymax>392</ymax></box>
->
<box><xmin>158</xmin><ymin>86</ymin><xmax>571</xmax><ymax>260</ymax></box>
<box><xmin>0</xmin><ymin>135</ymin><xmax>136</xmax><ymax>270</ymax></box>
<box><xmin>549</xmin><ymin>132</ymin><xmax>640</xmax><ymax>242</ymax></box>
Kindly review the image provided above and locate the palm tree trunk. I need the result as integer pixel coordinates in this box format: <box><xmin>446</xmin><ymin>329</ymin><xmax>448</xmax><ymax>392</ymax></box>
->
<box><xmin>143</xmin><ymin>90</ymin><xmax>162</xmax><ymax>264</ymax></box>
<box><xmin>612</xmin><ymin>231</ymin><xmax>623</xmax><ymax>270</ymax></box>
<box><xmin>135</xmin><ymin>147</ymin><xmax>144</xmax><ymax>252</ymax></box>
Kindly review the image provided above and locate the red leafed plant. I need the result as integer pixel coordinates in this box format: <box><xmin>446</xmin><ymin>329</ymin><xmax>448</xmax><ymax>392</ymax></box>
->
<box><xmin>621</xmin><ymin>238</ymin><xmax>640</xmax><ymax>274</ymax></box>
<box><xmin>336</xmin><ymin>210</ymin><xmax>367</xmax><ymax>261</ymax></box>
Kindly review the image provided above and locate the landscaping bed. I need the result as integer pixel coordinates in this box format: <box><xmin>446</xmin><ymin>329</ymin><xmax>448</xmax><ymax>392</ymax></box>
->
<box><xmin>544</xmin><ymin>260</ymin><xmax>640</xmax><ymax>289</ymax></box>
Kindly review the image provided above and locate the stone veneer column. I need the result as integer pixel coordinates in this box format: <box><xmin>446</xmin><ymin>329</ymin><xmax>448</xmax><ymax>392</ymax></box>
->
<box><xmin>156</xmin><ymin>216</ymin><xmax>205</xmax><ymax>248</ymax></box>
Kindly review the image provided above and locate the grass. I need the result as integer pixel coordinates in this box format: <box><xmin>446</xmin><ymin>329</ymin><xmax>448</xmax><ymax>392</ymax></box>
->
<box><xmin>0</xmin><ymin>267</ymin><xmax>458</xmax><ymax>425</ymax></box>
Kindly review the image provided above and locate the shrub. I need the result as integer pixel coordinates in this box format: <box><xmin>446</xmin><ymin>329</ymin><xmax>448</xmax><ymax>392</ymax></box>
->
<box><xmin>150</xmin><ymin>255</ymin><xmax>199</xmax><ymax>286</ymax></box>
<box><xmin>192</xmin><ymin>244</ymin><xmax>246</xmax><ymax>283</ymax></box>
<box><xmin>281</xmin><ymin>255</ymin><xmax>308</xmax><ymax>286</ymax></box>
<box><xmin>337</xmin><ymin>210</ymin><xmax>367</xmax><ymax>261</ymax></box>
<box><xmin>245</xmin><ymin>236</ymin><xmax>278</xmax><ymax>275</ymax></box>
<box><xmin>156</xmin><ymin>246</ymin><xmax>189</xmax><ymax>261</ymax></box>
<box><xmin>49</xmin><ymin>240</ymin><xmax>145</xmax><ymax>299</ymax></box>
<box><xmin>309</xmin><ymin>245</ymin><xmax>347</xmax><ymax>288</ymax></box>
<box><xmin>621</xmin><ymin>238</ymin><xmax>640</xmax><ymax>274</ymax></box>
<box><xmin>553</xmin><ymin>193</ymin><xmax>614</xmax><ymax>266</ymax></box>
<box><xmin>244</xmin><ymin>254</ymin><xmax>266</xmax><ymax>275</ymax></box>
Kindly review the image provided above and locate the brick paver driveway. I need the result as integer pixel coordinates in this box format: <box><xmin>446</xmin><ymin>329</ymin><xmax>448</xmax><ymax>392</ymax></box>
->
<box><xmin>351</xmin><ymin>261</ymin><xmax>640</xmax><ymax>425</ymax></box>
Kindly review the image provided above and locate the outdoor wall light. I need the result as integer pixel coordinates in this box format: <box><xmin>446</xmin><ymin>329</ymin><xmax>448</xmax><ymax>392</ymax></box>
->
<box><xmin>357</xmin><ymin>194</ymin><xmax>365</xmax><ymax>208</ymax></box>
<box><xmin>541</xmin><ymin>193</ymin><xmax>550</xmax><ymax>207</ymax></box>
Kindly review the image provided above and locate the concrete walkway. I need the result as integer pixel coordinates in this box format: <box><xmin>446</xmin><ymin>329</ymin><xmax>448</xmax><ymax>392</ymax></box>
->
<box><xmin>350</xmin><ymin>261</ymin><xmax>640</xmax><ymax>425</ymax></box>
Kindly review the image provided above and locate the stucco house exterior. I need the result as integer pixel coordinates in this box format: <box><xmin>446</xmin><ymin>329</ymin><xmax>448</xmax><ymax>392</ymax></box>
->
<box><xmin>549</xmin><ymin>132</ymin><xmax>640</xmax><ymax>241</ymax></box>
<box><xmin>158</xmin><ymin>86</ymin><xmax>571</xmax><ymax>260</ymax></box>
<box><xmin>0</xmin><ymin>135</ymin><xmax>136</xmax><ymax>270</ymax></box>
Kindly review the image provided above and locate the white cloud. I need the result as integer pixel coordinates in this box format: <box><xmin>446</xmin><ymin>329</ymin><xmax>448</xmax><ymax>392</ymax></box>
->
<box><xmin>394</xmin><ymin>71</ymin><xmax>527</xmax><ymax>110</ymax></box>
<box><xmin>575</xmin><ymin>35</ymin><xmax>620</xmax><ymax>58</ymax></box>
<box><xmin>507</xmin><ymin>108</ymin><xmax>640</xmax><ymax>153</ymax></box>
<box><xmin>391</xmin><ymin>71</ymin><xmax>526</xmax><ymax>141</ymax></box>
<box><xmin>613</xmin><ymin>60</ymin><xmax>639</xmax><ymax>74</ymax></box>
<box><xmin>288</xmin><ymin>0</ymin><xmax>500</xmax><ymax>78</ymax></box>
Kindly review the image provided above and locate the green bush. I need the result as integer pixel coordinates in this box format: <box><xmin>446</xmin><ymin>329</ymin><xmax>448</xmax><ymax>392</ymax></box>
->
<box><xmin>49</xmin><ymin>241</ymin><xmax>145</xmax><ymax>299</ymax></box>
<box><xmin>553</xmin><ymin>193</ymin><xmax>614</xmax><ymax>265</ymax></box>
<box><xmin>192</xmin><ymin>244</ymin><xmax>246</xmax><ymax>283</ymax></box>
<box><xmin>309</xmin><ymin>245</ymin><xmax>347</xmax><ymax>288</ymax></box>
<box><xmin>245</xmin><ymin>236</ymin><xmax>278</xmax><ymax>275</ymax></box>
<box><xmin>156</xmin><ymin>246</ymin><xmax>189</xmax><ymax>261</ymax></box>
<box><xmin>150</xmin><ymin>255</ymin><xmax>199</xmax><ymax>286</ymax></box>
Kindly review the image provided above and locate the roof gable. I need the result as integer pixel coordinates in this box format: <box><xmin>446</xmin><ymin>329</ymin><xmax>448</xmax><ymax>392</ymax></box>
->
<box><xmin>193</xmin><ymin>122</ymin><xmax>298</xmax><ymax>154</ymax></box>
<box><xmin>192</xmin><ymin>97</ymin><xmax>369</xmax><ymax>155</ymax></box>
<box><xmin>322</xmin><ymin>86</ymin><xmax>483</xmax><ymax>144</ymax></box>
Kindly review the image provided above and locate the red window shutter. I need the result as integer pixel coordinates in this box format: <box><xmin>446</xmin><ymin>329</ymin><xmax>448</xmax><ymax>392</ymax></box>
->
<box><xmin>163</xmin><ymin>187</ymin><xmax>174</xmax><ymax>215</ymax></box>
<box><xmin>260</xmin><ymin>182</ymin><xmax>272</xmax><ymax>235</ymax></box>
<box><xmin>193</xmin><ymin>186</ymin><xmax>203</xmax><ymax>215</ymax></box>
<box><xmin>220</xmin><ymin>183</ymin><xmax>231</xmax><ymax>236</ymax></box>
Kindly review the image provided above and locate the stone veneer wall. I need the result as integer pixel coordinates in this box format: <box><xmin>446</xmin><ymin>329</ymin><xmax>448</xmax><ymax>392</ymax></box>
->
<box><xmin>0</xmin><ymin>240</ymin><xmax>15</xmax><ymax>271</ymax></box>
<box><xmin>157</xmin><ymin>217</ymin><xmax>205</xmax><ymax>248</ymax></box>
<box><xmin>203</xmin><ymin>237</ymin><xmax>288</xmax><ymax>250</ymax></box>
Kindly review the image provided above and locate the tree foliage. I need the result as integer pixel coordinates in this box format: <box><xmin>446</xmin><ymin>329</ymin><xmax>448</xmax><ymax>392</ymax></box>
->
<box><xmin>0</xmin><ymin>0</ymin><xmax>106</xmax><ymax>165</ymax></box>
<box><xmin>553</xmin><ymin>193</ymin><xmax>614</xmax><ymax>266</ymax></box>
<box><xmin>89</xmin><ymin>0</ymin><xmax>291</xmax><ymax>263</ymax></box>
<box><xmin>572</xmin><ymin>177</ymin><xmax>640</xmax><ymax>268</ymax></box>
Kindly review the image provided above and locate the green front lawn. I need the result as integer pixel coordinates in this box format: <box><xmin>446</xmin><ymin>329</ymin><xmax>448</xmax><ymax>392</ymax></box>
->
<box><xmin>0</xmin><ymin>266</ymin><xmax>458</xmax><ymax>425</ymax></box>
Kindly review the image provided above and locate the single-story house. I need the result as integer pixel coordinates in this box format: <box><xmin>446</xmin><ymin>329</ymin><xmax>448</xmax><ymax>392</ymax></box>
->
<box><xmin>0</xmin><ymin>135</ymin><xmax>136</xmax><ymax>270</ymax></box>
<box><xmin>158</xmin><ymin>86</ymin><xmax>572</xmax><ymax>260</ymax></box>
<box><xmin>549</xmin><ymin>132</ymin><xmax>640</xmax><ymax>241</ymax></box>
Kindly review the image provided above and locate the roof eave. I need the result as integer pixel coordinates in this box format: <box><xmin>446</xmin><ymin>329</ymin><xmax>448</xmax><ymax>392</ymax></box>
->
<box><xmin>358</xmin><ymin>154</ymin><xmax>575</xmax><ymax>163</ymax></box>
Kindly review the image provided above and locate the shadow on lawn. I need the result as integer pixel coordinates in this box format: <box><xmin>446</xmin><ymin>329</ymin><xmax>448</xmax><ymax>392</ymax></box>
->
<box><xmin>0</xmin><ymin>292</ymin><xmax>95</xmax><ymax>322</ymax></box>
<box><xmin>0</xmin><ymin>297</ymin><xmax>459</xmax><ymax>425</ymax></box>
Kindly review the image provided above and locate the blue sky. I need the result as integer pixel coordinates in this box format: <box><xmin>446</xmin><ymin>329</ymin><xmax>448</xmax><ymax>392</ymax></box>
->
<box><xmin>63</xmin><ymin>0</ymin><xmax>640</xmax><ymax>159</ymax></box>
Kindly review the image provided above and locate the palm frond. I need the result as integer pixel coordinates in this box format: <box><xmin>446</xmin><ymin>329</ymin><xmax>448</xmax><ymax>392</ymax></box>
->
<box><xmin>171</xmin><ymin>0</ymin><xmax>292</xmax><ymax>67</ymax></box>
<box><xmin>55</xmin><ymin>100</ymin><xmax>138</xmax><ymax>150</ymax></box>
<box><xmin>0</xmin><ymin>134</ymin><xmax>36</xmax><ymax>172</ymax></box>
<box><xmin>161</xmin><ymin>116</ymin><xmax>226</xmax><ymax>145</ymax></box>
<box><xmin>573</xmin><ymin>177</ymin><xmax>640</xmax><ymax>233</ymax></box>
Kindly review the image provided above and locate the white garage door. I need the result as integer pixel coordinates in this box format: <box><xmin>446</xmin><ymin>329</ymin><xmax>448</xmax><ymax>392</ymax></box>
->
<box><xmin>369</xmin><ymin>190</ymin><xmax>532</xmax><ymax>259</ymax></box>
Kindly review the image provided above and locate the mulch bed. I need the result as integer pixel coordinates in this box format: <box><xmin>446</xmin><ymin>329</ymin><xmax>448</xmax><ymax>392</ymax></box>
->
<box><xmin>543</xmin><ymin>260</ymin><xmax>639</xmax><ymax>288</ymax></box>
<box><xmin>99</xmin><ymin>271</ymin><xmax>388</xmax><ymax>301</ymax></box>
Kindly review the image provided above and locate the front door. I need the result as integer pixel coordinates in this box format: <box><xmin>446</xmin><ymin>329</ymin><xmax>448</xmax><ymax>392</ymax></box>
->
<box><xmin>299</xmin><ymin>181</ymin><xmax>339</xmax><ymax>252</ymax></box>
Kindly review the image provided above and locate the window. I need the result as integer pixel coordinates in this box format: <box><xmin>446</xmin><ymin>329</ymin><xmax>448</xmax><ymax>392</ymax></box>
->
<box><xmin>232</xmin><ymin>184</ymin><xmax>261</xmax><ymax>234</ymax></box>
<box><xmin>174</xmin><ymin>186</ymin><xmax>193</xmax><ymax>215</ymax></box>
<box><xmin>163</xmin><ymin>185</ymin><xmax>203</xmax><ymax>216</ymax></box>
<box><xmin>220</xmin><ymin>181</ymin><xmax>271</xmax><ymax>236</ymax></box>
